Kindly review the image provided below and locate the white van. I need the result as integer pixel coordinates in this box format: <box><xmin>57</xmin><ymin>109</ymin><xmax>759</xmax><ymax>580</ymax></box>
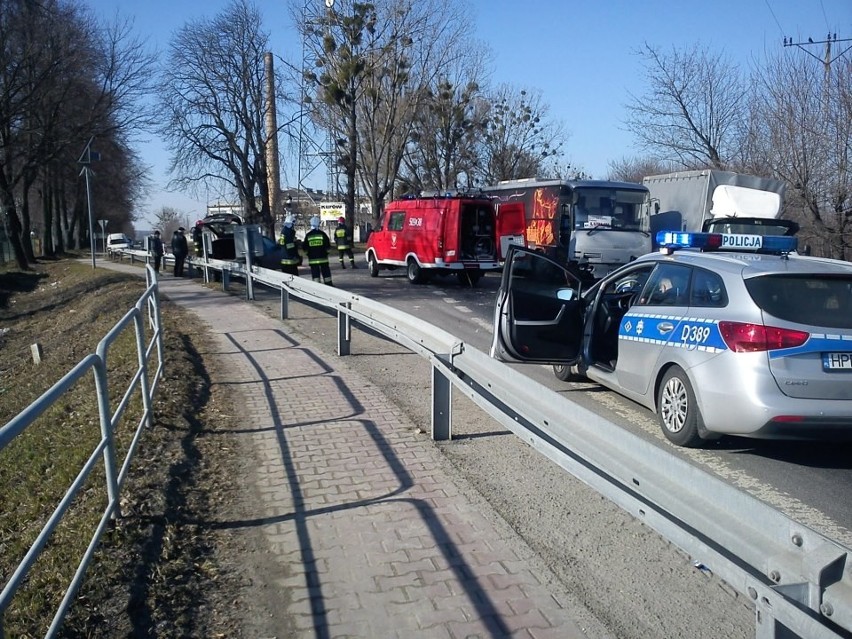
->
<box><xmin>106</xmin><ymin>233</ymin><xmax>132</xmax><ymax>254</ymax></box>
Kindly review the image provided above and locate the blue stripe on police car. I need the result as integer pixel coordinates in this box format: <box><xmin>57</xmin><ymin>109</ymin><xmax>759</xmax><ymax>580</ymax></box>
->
<box><xmin>619</xmin><ymin>313</ymin><xmax>726</xmax><ymax>353</ymax></box>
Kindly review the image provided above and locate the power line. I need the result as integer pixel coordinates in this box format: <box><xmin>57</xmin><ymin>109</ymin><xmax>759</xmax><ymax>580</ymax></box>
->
<box><xmin>819</xmin><ymin>0</ymin><xmax>830</xmax><ymax>32</ymax></box>
<box><xmin>763</xmin><ymin>0</ymin><xmax>785</xmax><ymax>35</ymax></box>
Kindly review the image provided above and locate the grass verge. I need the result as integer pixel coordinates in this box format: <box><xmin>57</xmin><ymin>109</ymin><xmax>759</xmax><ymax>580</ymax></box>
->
<box><xmin>1</xmin><ymin>257</ymin><xmax>247</xmax><ymax>637</ymax></box>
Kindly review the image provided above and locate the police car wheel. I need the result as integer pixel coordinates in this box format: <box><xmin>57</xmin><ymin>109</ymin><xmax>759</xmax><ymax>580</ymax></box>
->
<box><xmin>553</xmin><ymin>364</ymin><xmax>585</xmax><ymax>382</ymax></box>
<box><xmin>657</xmin><ymin>366</ymin><xmax>703</xmax><ymax>448</ymax></box>
<box><xmin>368</xmin><ymin>254</ymin><xmax>379</xmax><ymax>278</ymax></box>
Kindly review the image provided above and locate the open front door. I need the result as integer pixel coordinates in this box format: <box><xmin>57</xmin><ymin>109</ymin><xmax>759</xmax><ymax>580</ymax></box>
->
<box><xmin>495</xmin><ymin>202</ymin><xmax>527</xmax><ymax>260</ymax></box>
<box><xmin>490</xmin><ymin>247</ymin><xmax>584</xmax><ymax>365</ymax></box>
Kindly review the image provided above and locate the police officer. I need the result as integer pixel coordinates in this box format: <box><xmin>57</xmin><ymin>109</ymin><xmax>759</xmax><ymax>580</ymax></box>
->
<box><xmin>334</xmin><ymin>215</ymin><xmax>357</xmax><ymax>269</ymax></box>
<box><xmin>278</xmin><ymin>214</ymin><xmax>300</xmax><ymax>276</ymax></box>
<box><xmin>303</xmin><ymin>216</ymin><xmax>333</xmax><ymax>285</ymax></box>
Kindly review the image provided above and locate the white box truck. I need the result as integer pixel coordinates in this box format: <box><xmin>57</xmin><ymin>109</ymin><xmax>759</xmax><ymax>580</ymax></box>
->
<box><xmin>643</xmin><ymin>169</ymin><xmax>794</xmax><ymax>247</ymax></box>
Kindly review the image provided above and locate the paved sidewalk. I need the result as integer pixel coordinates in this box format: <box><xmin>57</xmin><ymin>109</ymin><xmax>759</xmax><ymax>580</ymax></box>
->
<box><xmin>137</xmin><ymin>265</ymin><xmax>593</xmax><ymax>638</ymax></box>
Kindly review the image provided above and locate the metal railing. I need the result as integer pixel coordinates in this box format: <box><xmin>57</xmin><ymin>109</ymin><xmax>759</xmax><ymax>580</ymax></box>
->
<box><xmin>108</xmin><ymin>249</ymin><xmax>852</xmax><ymax>638</ymax></box>
<box><xmin>0</xmin><ymin>265</ymin><xmax>164</xmax><ymax>638</ymax></box>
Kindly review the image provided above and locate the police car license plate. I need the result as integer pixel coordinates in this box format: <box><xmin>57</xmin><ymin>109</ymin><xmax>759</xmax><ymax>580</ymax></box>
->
<box><xmin>823</xmin><ymin>352</ymin><xmax>852</xmax><ymax>370</ymax></box>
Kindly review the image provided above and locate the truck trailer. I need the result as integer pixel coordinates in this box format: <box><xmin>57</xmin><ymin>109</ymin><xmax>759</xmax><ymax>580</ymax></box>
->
<box><xmin>643</xmin><ymin>169</ymin><xmax>789</xmax><ymax>247</ymax></box>
<box><xmin>482</xmin><ymin>178</ymin><xmax>651</xmax><ymax>282</ymax></box>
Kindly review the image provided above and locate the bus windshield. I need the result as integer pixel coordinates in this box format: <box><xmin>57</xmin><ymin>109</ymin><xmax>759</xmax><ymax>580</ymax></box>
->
<box><xmin>573</xmin><ymin>187</ymin><xmax>647</xmax><ymax>232</ymax></box>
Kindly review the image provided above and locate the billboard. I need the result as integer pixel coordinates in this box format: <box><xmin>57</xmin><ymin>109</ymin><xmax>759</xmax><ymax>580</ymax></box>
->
<box><xmin>319</xmin><ymin>202</ymin><xmax>344</xmax><ymax>222</ymax></box>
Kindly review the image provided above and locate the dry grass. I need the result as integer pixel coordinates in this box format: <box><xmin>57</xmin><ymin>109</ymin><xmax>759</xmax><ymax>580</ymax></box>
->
<box><xmin>0</xmin><ymin>257</ymin><xmax>249</xmax><ymax>638</ymax></box>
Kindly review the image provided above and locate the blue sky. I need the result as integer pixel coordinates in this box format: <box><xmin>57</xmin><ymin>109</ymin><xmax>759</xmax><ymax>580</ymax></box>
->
<box><xmin>85</xmin><ymin>0</ymin><xmax>850</xmax><ymax>229</ymax></box>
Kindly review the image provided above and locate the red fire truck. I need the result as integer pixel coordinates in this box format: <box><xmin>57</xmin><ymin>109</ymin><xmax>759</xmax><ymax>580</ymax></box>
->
<box><xmin>365</xmin><ymin>194</ymin><xmax>501</xmax><ymax>286</ymax></box>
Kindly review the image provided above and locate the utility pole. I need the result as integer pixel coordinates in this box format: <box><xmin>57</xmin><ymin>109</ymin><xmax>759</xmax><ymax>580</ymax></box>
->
<box><xmin>783</xmin><ymin>33</ymin><xmax>852</xmax><ymax>82</ymax></box>
<box><xmin>264</xmin><ymin>52</ymin><xmax>281</xmax><ymax>230</ymax></box>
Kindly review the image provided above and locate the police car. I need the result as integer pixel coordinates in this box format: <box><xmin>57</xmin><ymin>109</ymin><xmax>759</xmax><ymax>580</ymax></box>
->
<box><xmin>490</xmin><ymin>231</ymin><xmax>852</xmax><ymax>447</ymax></box>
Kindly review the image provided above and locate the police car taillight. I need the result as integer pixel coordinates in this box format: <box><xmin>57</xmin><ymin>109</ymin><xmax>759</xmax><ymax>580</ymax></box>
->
<box><xmin>718</xmin><ymin>322</ymin><xmax>809</xmax><ymax>352</ymax></box>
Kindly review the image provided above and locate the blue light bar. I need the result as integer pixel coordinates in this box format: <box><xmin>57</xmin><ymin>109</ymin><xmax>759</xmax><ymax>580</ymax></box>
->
<box><xmin>758</xmin><ymin>235</ymin><xmax>798</xmax><ymax>252</ymax></box>
<box><xmin>656</xmin><ymin>231</ymin><xmax>798</xmax><ymax>254</ymax></box>
<box><xmin>656</xmin><ymin>231</ymin><xmax>722</xmax><ymax>250</ymax></box>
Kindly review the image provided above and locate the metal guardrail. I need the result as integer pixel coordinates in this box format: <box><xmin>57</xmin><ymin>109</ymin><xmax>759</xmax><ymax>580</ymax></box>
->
<box><xmin>112</xmin><ymin>249</ymin><xmax>852</xmax><ymax>637</ymax></box>
<box><xmin>0</xmin><ymin>265</ymin><xmax>165</xmax><ymax>638</ymax></box>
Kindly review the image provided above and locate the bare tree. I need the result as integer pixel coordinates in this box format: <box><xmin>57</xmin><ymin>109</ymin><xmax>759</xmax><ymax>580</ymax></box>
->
<box><xmin>607</xmin><ymin>156</ymin><xmax>673</xmax><ymax>183</ymax></box>
<box><xmin>158</xmin><ymin>0</ymin><xmax>277</xmax><ymax>234</ymax></box>
<box><xmin>400</xmin><ymin>40</ymin><xmax>490</xmax><ymax>194</ymax></box>
<box><xmin>297</xmin><ymin>0</ymin><xmax>478</xmax><ymax>224</ymax></box>
<box><xmin>0</xmin><ymin>0</ymin><xmax>155</xmax><ymax>269</ymax></box>
<box><xmin>355</xmin><ymin>0</ymin><xmax>477</xmax><ymax>219</ymax></box>
<box><xmin>476</xmin><ymin>85</ymin><xmax>566</xmax><ymax>185</ymax></box>
<box><xmin>749</xmin><ymin>52</ymin><xmax>852</xmax><ymax>259</ymax></box>
<box><xmin>297</xmin><ymin>0</ymin><xmax>378</xmax><ymax>224</ymax></box>
<box><xmin>152</xmin><ymin>205</ymin><xmax>184</xmax><ymax>238</ymax></box>
<box><xmin>624</xmin><ymin>43</ymin><xmax>748</xmax><ymax>171</ymax></box>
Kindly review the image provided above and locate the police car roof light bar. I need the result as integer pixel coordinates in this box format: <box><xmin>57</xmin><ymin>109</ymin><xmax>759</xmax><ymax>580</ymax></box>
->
<box><xmin>656</xmin><ymin>231</ymin><xmax>723</xmax><ymax>254</ymax></box>
<box><xmin>656</xmin><ymin>231</ymin><xmax>797</xmax><ymax>255</ymax></box>
<box><xmin>759</xmin><ymin>235</ymin><xmax>799</xmax><ymax>253</ymax></box>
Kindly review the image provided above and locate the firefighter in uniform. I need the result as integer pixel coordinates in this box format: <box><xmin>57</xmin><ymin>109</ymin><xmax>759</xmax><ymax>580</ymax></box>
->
<box><xmin>303</xmin><ymin>216</ymin><xmax>333</xmax><ymax>285</ymax></box>
<box><xmin>191</xmin><ymin>220</ymin><xmax>204</xmax><ymax>257</ymax></box>
<box><xmin>278</xmin><ymin>214</ymin><xmax>300</xmax><ymax>275</ymax></box>
<box><xmin>334</xmin><ymin>215</ymin><xmax>357</xmax><ymax>269</ymax></box>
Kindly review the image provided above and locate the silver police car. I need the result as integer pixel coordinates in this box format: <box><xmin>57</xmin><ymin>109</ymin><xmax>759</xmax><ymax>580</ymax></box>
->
<box><xmin>490</xmin><ymin>232</ymin><xmax>852</xmax><ymax>447</ymax></box>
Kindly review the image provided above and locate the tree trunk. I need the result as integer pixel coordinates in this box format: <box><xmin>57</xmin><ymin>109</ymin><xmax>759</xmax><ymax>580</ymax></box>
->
<box><xmin>21</xmin><ymin>181</ymin><xmax>35</xmax><ymax>262</ymax></box>
<box><xmin>52</xmin><ymin>170</ymin><xmax>65</xmax><ymax>254</ymax></box>
<box><xmin>2</xmin><ymin>191</ymin><xmax>30</xmax><ymax>270</ymax></box>
<box><xmin>371</xmin><ymin>191</ymin><xmax>382</xmax><ymax>227</ymax></box>
<box><xmin>72</xmin><ymin>181</ymin><xmax>86</xmax><ymax>249</ymax></box>
<box><xmin>345</xmin><ymin>99</ymin><xmax>358</xmax><ymax>223</ymax></box>
<box><xmin>42</xmin><ymin>172</ymin><xmax>55</xmax><ymax>258</ymax></box>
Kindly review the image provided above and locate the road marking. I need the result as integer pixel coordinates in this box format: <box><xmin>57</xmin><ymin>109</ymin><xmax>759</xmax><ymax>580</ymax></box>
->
<box><xmin>470</xmin><ymin>317</ymin><xmax>493</xmax><ymax>332</ymax></box>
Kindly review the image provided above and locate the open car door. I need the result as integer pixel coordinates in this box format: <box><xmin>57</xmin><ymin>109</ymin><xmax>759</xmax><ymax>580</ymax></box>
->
<box><xmin>490</xmin><ymin>246</ymin><xmax>584</xmax><ymax>365</ymax></box>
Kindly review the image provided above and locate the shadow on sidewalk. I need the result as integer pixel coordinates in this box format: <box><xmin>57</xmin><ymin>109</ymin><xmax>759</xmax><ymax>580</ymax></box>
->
<box><xmin>200</xmin><ymin>326</ymin><xmax>512</xmax><ymax>638</ymax></box>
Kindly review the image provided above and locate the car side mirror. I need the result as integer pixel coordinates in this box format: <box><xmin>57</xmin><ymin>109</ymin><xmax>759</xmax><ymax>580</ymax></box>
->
<box><xmin>557</xmin><ymin>288</ymin><xmax>576</xmax><ymax>301</ymax></box>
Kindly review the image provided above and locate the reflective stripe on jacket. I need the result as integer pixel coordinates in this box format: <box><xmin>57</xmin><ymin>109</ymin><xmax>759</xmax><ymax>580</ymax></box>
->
<box><xmin>334</xmin><ymin>225</ymin><xmax>351</xmax><ymax>250</ymax></box>
<box><xmin>303</xmin><ymin>228</ymin><xmax>331</xmax><ymax>265</ymax></box>
<box><xmin>278</xmin><ymin>226</ymin><xmax>300</xmax><ymax>265</ymax></box>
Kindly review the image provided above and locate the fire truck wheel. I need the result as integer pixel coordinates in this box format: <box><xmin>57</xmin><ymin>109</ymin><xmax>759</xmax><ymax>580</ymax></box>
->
<box><xmin>407</xmin><ymin>258</ymin><xmax>426</xmax><ymax>284</ymax></box>
<box><xmin>368</xmin><ymin>254</ymin><xmax>379</xmax><ymax>277</ymax></box>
